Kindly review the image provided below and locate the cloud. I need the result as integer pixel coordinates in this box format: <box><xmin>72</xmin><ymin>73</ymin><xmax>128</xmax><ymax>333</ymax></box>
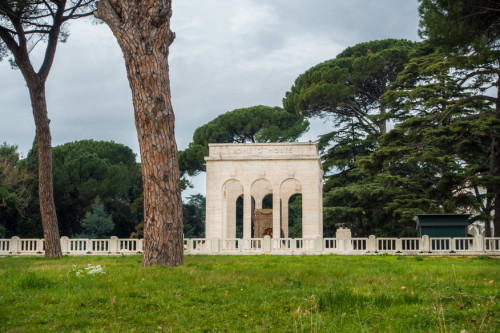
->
<box><xmin>0</xmin><ymin>0</ymin><xmax>420</xmax><ymax>195</ymax></box>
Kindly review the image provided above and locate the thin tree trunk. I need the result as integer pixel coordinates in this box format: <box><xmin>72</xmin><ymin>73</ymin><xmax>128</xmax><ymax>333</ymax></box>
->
<box><xmin>494</xmin><ymin>72</ymin><xmax>500</xmax><ymax>237</ymax></box>
<box><xmin>28</xmin><ymin>81</ymin><xmax>62</xmax><ymax>257</ymax></box>
<box><xmin>95</xmin><ymin>0</ymin><xmax>183</xmax><ymax>266</ymax></box>
<box><xmin>379</xmin><ymin>104</ymin><xmax>387</xmax><ymax>134</ymax></box>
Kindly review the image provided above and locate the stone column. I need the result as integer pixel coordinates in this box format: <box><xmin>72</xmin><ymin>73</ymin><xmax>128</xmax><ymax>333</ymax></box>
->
<box><xmin>60</xmin><ymin>236</ymin><xmax>69</xmax><ymax>254</ymax></box>
<box><xmin>475</xmin><ymin>235</ymin><xmax>484</xmax><ymax>252</ymax></box>
<box><xmin>10</xmin><ymin>236</ymin><xmax>19</xmax><ymax>254</ymax></box>
<box><xmin>315</xmin><ymin>236</ymin><xmax>323</xmax><ymax>252</ymax></box>
<box><xmin>243</xmin><ymin>188</ymin><xmax>252</xmax><ymax>239</ymax></box>
<box><xmin>367</xmin><ymin>235</ymin><xmax>376</xmax><ymax>253</ymax></box>
<box><xmin>301</xmin><ymin>187</ymin><xmax>323</xmax><ymax>238</ymax></box>
<box><xmin>272</xmin><ymin>189</ymin><xmax>281</xmax><ymax>238</ymax></box>
<box><xmin>225</xmin><ymin>196</ymin><xmax>237</xmax><ymax>238</ymax></box>
<box><xmin>211</xmin><ymin>238</ymin><xmax>220</xmax><ymax>253</ymax></box>
<box><xmin>255</xmin><ymin>197</ymin><xmax>262</xmax><ymax>210</ymax></box>
<box><xmin>282</xmin><ymin>198</ymin><xmax>289</xmax><ymax>238</ymax></box>
<box><xmin>422</xmin><ymin>235</ymin><xmax>430</xmax><ymax>253</ymax></box>
<box><xmin>37</xmin><ymin>239</ymin><xmax>44</xmax><ymax>254</ymax></box>
<box><xmin>110</xmin><ymin>236</ymin><xmax>119</xmax><ymax>253</ymax></box>
<box><xmin>263</xmin><ymin>235</ymin><xmax>271</xmax><ymax>253</ymax></box>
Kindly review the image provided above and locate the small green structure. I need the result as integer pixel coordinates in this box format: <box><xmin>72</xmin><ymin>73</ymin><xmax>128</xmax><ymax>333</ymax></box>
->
<box><xmin>415</xmin><ymin>214</ymin><xmax>470</xmax><ymax>238</ymax></box>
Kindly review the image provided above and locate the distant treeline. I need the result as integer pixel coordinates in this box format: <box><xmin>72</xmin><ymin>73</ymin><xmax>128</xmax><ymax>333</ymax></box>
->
<box><xmin>0</xmin><ymin>140</ymin><xmax>205</xmax><ymax>239</ymax></box>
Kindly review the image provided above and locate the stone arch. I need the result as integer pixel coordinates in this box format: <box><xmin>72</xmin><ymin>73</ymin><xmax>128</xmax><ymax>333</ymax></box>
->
<box><xmin>251</xmin><ymin>178</ymin><xmax>272</xmax><ymax>210</ymax></box>
<box><xmin>280</xmin><ymin>178</ymin><xmax>302</xmax><ymax>238</ymax></box>
<box><xmin>221</xmin><ymin>179</ymin><xmax>243</xmax><ymax>238</ymax></box>
<box><xmin>205</xmin><ymin>143</ymin><xmax>323</xmax><ymax>239</ymax></box>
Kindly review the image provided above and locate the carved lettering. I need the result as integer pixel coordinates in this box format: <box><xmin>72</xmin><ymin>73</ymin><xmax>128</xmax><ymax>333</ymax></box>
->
<box><xmin>210</xmin><ymin>144</ymin><xmax>314</xmax><ymax>158</ymax></box>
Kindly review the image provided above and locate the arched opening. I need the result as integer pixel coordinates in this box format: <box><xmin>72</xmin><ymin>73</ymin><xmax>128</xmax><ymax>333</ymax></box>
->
<box><xmin>280</xmin><ymin>178</ymin><xmax>302</xmax><ymax>238</ymax></box>
<box><xmin>262</xmin><ymin>193</ymin><xmax>273</xmax><ymax>209</ymax></box>
<box><xmin>288</xmin><ymin>194</ymin><xmax>302</xmax><ymax>238</ymax></box>
<box><xmin>236</xmin><ymin>195</ymin><xmax>243</xmax><ymax>238</ymax></box>
<box><xmin>222</xmin><ymin>179</ymin><xmax>243</xmax><ymax>238</ymax></box>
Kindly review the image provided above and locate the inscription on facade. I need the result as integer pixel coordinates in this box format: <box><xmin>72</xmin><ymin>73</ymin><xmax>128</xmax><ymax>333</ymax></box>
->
<box><xmin>207</xmin><ymin>143</ymin><xmax>318</xmax><ymax>159</ymax></box>
<box><xmin>224</xmin><ymin>146</ymin><xmax>293</xmax><ymax>156</ymax></box>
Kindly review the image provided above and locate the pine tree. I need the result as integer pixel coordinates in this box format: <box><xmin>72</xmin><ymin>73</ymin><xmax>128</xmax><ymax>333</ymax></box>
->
<box><xmin>80</xmin><ymin>197</ymin><xmax>114</xmax><ymax>239</ymax></box>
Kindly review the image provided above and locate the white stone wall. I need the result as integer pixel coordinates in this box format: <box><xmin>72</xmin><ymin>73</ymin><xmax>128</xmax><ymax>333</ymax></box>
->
<box><xmin>205</xmin><ymin>143</ymin><xmax>323</xmax><ymax>239</ymax></box>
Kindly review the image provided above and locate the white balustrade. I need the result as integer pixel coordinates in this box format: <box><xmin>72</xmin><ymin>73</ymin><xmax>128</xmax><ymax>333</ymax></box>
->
<box><xmin>272</xmin><ymin>238</ymin><xmax>291</xmax><ymax>251</ymax></box>
<box><xmin>376</xmin><ymin>238</ymin><xmax>398</xmax><ymax>253</ymax></box>
<box><xmin>453</xmin><ymin>238</ymin><xmax>474</xmax><ymax>252</ymax></box>
<box><xmin>1</xmin><ymin>236</ymin><xmax>499</xmax><ymax>256</ymax></box>
<box><xmin>90</xmin><ymin>239</ymin><xmax>110</xmax><ymax>253</ymax></box>
<box><xmin>190</xmin><ymin>239</ymin><xmax>211</xmax><ymax>253</ymax></box>
<box><xmin>69</xmin><ymin>239</ymin><xmax>89</xmax><ymax>253</ymax></box>
<box><xmin>350</xmin><ymin>238</ymin><xmax>368</xmax><ymax>253</ymax></box>
<box><xmin>19</xmin><ymin>239</ymin><xmax>42</xmax><ymax>254</ymax></box>
<box><xmin>242</xmin><ymin>238</ymin><xmax>263</xmax><ymax>251</ymax></box>
<box><xmin>430</xmin><ymin>238</ymin><xmax>452</xmax><ymax>252</ymax></box>
<box><xmin>220</xmin><ymin>239</ymin><xmax>240</xmax><ymax>252</ymax></box>
<box><xmin>484</xmin><ymin>238</ymin><xmax>500</xmax><ymax>253</ymax></box>
<box><xmin>401</xmin><ymin>238</ymin><xmax>421</xmax><ymax>252</ymax></box>
<box><xmin>324</xmin><ymin>238</ymin><xmax>340</xmax><ymax>252</ymax></box>
<box><xmin>0</xmin><ymin>239</ymin><xmax>10</xmax><ymax>253</ymax></box>
<box><xmin>119</xmin><ymin>239</ymin><xmax>139</xmax><ymax>253</ymax></box>
<box><xmin>293</xmin><ymin>238</ymin><xmax>315</xmax><ymax>251</ymax></box>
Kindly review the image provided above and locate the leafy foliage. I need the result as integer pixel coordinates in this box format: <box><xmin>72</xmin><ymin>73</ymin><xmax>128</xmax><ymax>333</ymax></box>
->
<box><xmin>0</xmin><ymin>1</ymin><xmax>95</xmax><ymax>65</ymax></box>
<box><xmin>316</xmin><ymin>5</ymin><xmax>500</xmax><ymax>236</ymax></box>
<box><xmin>284</xmin><ymin>39</ymin><xmax>418</xmax><ymax>135</ymax></box>
<box><xmin>51</xmin><ymin>140</ymin><xmax>141</xmax><ymax>237</ymax></box>
<box><xmin>378</xmin><ymin>0</ymin><xmax>500</xmax><ymax>236</ymax></box>
<box><xmin>283</xmin><ymin>40</ymin><xmax>419</xmax><ymax>236</ymax></box>
<box><xmin>182</xmin><ymin>194</ymin><xmax>205</xmax><ymax>238</ymax></box>
<box><xmin>179</xmin><ymin>105</ymin><xmax>309</xmax><ymax>176</ymax></box>
<box><xmin>418</xmin><ymin>0</ymin><xmax>500</xmax><ymax>52</ymax></box>
<box><xmin>0</xmin><ymin>142</ymin><xmax>20</xmax><ymax>237</ymax></box>
<box><xmin>0</xmin><ymin>140</ymin><xmax>40</xmax><ymax>238</ymax></box>
<box><xmin>79</xmin><ymin>197</ymin><xmax>114</xmax><ymax>238</ymax></box>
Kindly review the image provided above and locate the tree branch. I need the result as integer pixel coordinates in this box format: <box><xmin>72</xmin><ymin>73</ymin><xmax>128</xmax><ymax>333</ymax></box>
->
<box><xmin>42</xmin><ymin>0</ymin><xmax>56</xmax><ymax>18</ymax></box>
<box><xmin>438</xmin><ymin>95</ymin><xmax>498</xmax><ymax>124</ymax></box>
<box><xmin>455</xmin><ymin>69</ymin><xmax>499</xmax><ymax>90</ymax></box>
<box><xmin>38</xmin><ymin>2</ymin><xmax>64</xmax><ymax>81</ymax></box>
<box><xmin>0</xmin><ymin>25</ymin><xmax>21</xmax><ymax>58</ymax></box>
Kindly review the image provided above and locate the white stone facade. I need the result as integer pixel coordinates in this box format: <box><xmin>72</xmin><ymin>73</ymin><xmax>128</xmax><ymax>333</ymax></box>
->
<box><xmin>204</xmin><ymin>143</ymin><xmax>323</xmax><ymax>239</ymax></box>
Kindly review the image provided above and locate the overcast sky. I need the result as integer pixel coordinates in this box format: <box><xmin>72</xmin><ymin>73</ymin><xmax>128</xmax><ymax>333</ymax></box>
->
<box><xmin>0</xmin><ymin>0</ymin><xmax>420</xmax><ymax>197</ymax></box>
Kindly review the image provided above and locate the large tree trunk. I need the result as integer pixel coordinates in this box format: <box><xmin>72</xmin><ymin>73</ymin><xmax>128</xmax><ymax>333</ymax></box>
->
<box><xmin>27</xmin><ymin>80</ymin><xmax>62</xmax><ymax>258</ymax></box>
<box><xmin>95</xmin><ymin>0</ymin><xmax>183</xmax><ymax>266</ymax></box>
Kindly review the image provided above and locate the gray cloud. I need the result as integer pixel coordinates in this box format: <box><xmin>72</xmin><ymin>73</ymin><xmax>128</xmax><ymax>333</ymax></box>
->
<box><xmin>0</xmin><ymin>0</ymin><xmax>420</xmax><ymax>194</ymax></box>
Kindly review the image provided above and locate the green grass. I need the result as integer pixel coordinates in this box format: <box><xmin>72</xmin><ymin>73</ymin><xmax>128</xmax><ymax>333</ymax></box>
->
<box><xmin>0</xmin><ymin>255</ymin><xmax>498</xmax><ymax>332</ymax></box>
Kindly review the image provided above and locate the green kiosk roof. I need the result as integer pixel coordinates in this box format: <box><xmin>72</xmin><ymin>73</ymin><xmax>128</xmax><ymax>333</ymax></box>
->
<box><xmin>415</xmin><ymin>214</ymin><xmax>470</xmax><ymax>237</ymax></box>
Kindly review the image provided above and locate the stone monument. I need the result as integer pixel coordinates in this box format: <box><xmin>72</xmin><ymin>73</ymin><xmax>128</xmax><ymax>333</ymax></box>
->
<box><xmin>205</xmin><ymin>142</ymin><xmax>323</xmax><ymax>239</ymax></box>
<box><xmin>253</xmin><ymin>209</ymin><xmax>273</xmax><ymax>238</ymax></box>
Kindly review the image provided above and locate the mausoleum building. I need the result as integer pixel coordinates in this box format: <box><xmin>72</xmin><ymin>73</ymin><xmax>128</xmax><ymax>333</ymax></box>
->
<box><xmin>205</xmin><ymin>143</ymin><xmax>323</xmax><ymax>239</ymax></box>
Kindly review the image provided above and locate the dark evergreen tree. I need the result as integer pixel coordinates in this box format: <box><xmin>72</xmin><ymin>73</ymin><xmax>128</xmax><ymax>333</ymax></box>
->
<box><xmin>79</xmin><ymin>197</ymin><xmax>114</xmax><ymax>238</ymax></box>
<box><xmin>182</xmin><ymin>194</ymin><xmax>206</xmax><ymax>238</ymax></box>
<box><xmin>51</xmin><ymin>140</ymin><xmax>140</xmax><ymax>236</ymax></box>
<box><xmin>283</xmin><ymin>40</ymin><xmax>418</xmax><ymax>236</ymax></box>
<box><xmin>378</xmin><ymin>0</ymin><xmax>500</xmax><ymax>236</ymax></box>
<box><xmin>179</xmin><ymin>105</ymin><xmax>309</xmax><ymax>176</ymax></box>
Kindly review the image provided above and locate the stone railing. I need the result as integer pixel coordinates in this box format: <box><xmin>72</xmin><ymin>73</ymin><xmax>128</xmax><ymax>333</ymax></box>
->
<box><xmin>1</xmin><ymin>235</ymin><xmax>499</xmax><ymax>256</ymax></box>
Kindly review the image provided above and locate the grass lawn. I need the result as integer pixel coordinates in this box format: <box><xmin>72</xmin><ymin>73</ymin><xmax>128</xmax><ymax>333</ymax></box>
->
<box><xmin>0</xmin><ymin>255</ymin><xmax>499</xmax><ymax>332</ymax></box>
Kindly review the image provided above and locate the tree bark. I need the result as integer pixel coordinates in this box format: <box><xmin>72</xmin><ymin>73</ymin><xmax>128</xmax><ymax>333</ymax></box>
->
<box><xmin>95</xmin><ymin>0</ymin><xmax>183</xmax><ymax>266</ymax></box>
<box><xmin>378</xmin><ymin>104</ymin><xmax>387</xmax><ymax>134</ymax></box>
<box><xmin>494</xmin><ymin>71</ymin><xmax>500</xmax><ymax>237</ymax></box>
<box><xmin>27</xmin><ymin>81</ymin><xmax>62</xmax><ymax>257</ymax></box>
